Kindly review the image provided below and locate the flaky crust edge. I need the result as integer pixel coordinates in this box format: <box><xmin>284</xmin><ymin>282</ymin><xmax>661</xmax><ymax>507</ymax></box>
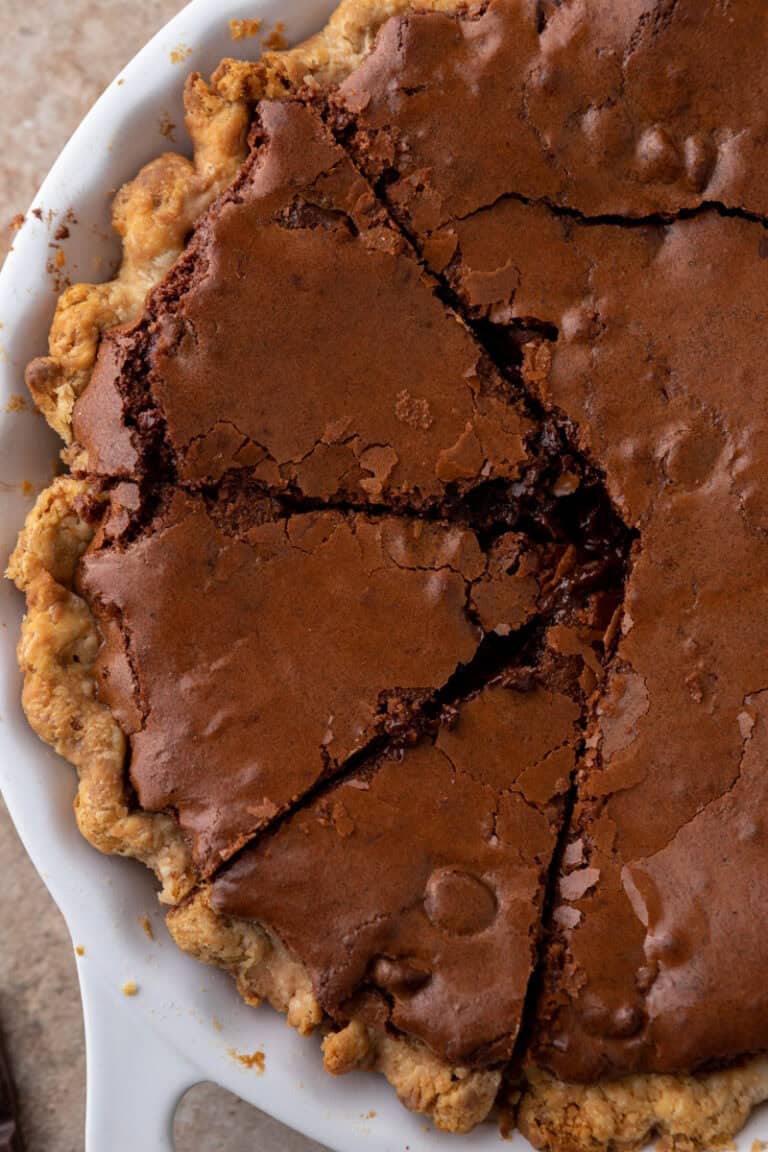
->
<box><xmin>26</xmin><ymin>74</ymin><xmax>251</xmax><ymax>444</ymax></box>
<box><xmin>6</xmin><ymin>476</ymin><xmax>197</xmax><ymax>903</ymax></box>
<box><xmin>517</xmin><ymin>1060</ymin><xmax>768</xmax><ymax>1152</ymax></box>
<box><xmin>167</xmin><ymin>887</ymin><xmax>502</xmax><ymax>1134</ymax></box>
<box><xmin>10</xmin><ymin>0</ymin><xmax>768</xmax><ymax>1144</ymax></box>
<box><xmin>25</xmin><ymin>0</ymin><xmax>459</xmax><ymax>447</ymax></box>
<box><xmin>167</xmin><ymin>885</ymin><xmax>768</xmax><ymax>1146</ymax></box>
<box><xmin>212</xmin><ymin>0</ymin><xmax>465</xmax><ymax>103</ymax></box>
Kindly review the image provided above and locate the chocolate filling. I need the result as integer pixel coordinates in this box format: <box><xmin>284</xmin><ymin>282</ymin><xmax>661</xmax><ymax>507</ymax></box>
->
<box><xmin>323</xmin><ymin>0</ymin><xmax>768</xmax><ymax>1084</ymax></box>
<box><xmin>67</xmin><ymin>96</ymin><xmax>634</xmax><ymax>1071</ymax></box>
<box><xmin>65</xmin><ymin>0</ymin><xmax>768</xmax><ymax>1089</ymax></box>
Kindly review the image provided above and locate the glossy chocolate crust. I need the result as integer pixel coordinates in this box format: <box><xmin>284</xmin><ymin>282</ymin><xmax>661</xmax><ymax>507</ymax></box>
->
<box><xmin>336</xmin><ymin>0</ymin><xmax>768</xmax><ymax>225</ymax></box>
<box><xmin>213</xmin><ymin>678</ymin><xmax>581</xmax><ymax>1065</ymax></box>
<box><xmin>79</xmin><ymin>484</ymin><xmax>560</xmax><ymax>873</ymax></box>
<box><xmin>333</xmin><ymin>0</ymin><xmax>768</xmax><ymax>1083</ymax></box>
<box><xmin>60</xmin><ymin>53</ymin><xmax>633</xmax><ymax>1082</ymax></box>
<box><xmin>73</xmin><ymin>99</ymin><xmax>531</xmax><ymax>507</ymax></box>
<box><xmin>54</xmin><ymin>0</ymin><xmax>768</xmax><ymax>1095</ymax></box>
<box><xmin>66</xmin><ymin>66</ymin><xmax>629</xmax><ymax>1071</ymax></box>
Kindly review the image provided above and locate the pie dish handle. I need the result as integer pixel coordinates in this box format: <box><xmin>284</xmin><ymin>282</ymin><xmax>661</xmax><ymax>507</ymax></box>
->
<box><xmin>80</xmin><ymin>967</ymin><xmax>200</xmax><ymax>1151</ymax></box>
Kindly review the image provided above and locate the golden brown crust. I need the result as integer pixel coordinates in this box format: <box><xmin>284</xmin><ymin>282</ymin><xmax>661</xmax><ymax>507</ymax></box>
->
<box><xmin>7</xmin><ymin>478</ymin><xmax>196</xmax><ymax>903</ymax></box>
<box><xmin>167</xmin><ymin>888</ymin><xmax>500</xmax><ymax>1134</ymax></box>
<box><xmin>166</xmin><ymin>881</ymin><xmax>768</xmax><ymax>1144</ymax></box>
<box><xmin>166</xmin><ymin>887</ymin><xmax>323</xmax><ymax>1033</ymax></box>
<box><xmin>355</xmin><ymin>1030</ymin><xmax>501</xmax><ymax>1134</ymax></box>
<box><xmin>211</xmin><ymin>0</ymin><xmax>461</xmax><ymax>102</ymax></box>
<box><xmin>27</xmin><ymin>74</ymin><xmax>249</xmax><ymax>444</ymax></box>
<box><xmin>516</xmin><ymin>1062</ymin><xmax>768</xmax><ymax>1152</ymax></box>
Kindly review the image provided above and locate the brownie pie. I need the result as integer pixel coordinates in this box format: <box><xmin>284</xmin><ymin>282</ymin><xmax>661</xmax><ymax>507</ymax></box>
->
<box><xmin>9</xmin><ymin>1</ymin><xmax>768</xmax><ymax>1147</ymax></box>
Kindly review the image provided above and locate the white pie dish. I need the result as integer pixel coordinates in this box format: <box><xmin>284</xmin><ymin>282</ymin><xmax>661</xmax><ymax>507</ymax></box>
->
<box><xmin>1</xmin><ymin>3</ymin><xmax>768</xmax><ymax>1152</ymax></box>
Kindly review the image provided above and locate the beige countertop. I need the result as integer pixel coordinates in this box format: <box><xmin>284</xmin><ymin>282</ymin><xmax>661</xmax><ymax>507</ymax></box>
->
<box><xmin>1</xmin><ymin>2</ymin><xmax>327</xmax><ymax>1148</ymax></box>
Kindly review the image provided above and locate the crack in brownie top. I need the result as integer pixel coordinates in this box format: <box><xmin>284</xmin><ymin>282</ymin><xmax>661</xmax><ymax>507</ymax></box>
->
<box><xmin>333</xmin><ymin>0</ymin><xmax>768</xmax><ymax>225</ymax></box>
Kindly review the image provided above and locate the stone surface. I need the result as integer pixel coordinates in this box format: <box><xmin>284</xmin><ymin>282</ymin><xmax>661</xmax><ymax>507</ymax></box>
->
<box><xmin>0</xmin><ymin>1</ymin><xmax>325</xmax><ymax>1148</ymax></box>
<box><xmin>0</xmin><ymin>798</ymin><xmax>85</xmax><ymax>1152</ymax></box>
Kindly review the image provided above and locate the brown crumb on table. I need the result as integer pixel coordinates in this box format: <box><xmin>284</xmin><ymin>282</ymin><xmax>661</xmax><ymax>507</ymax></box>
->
<box><xmin>229</xmin><ymin>1048</ymin><xmax>265</xmax><ymax>1072</ymax></box>
<box><xmin>9</xmin><ymin>213</ymin><xmax>24</xmax><ymax>233</ymax></box>
<box><xmin>158</xmin><ymin>114</ymin><xmax>176</xmax><ymax>141</ymax></box>
<box><xmin>362</xmin><ymin>1111</ymin><xmax>376</xmax><ymax>1120</ymax></box>
<box><xmin>140</xmin><ymin>915</ymin><xmax>154</xmax><ymax>940</ymax></box>
<box><xmin>75</xmin><ymin>945</ymin><xmax>85</xmax><ymax>957</ymax></box>
<box><xmin>122</xmin><ymin>981</ymin><xmax>139</xmax><ymax>997</ymax></box>
<box><xmin>46</xmin><ymin>271</ymin><xmax>70</xmax><ymax>291</ymax></box>
<box><xmin>229</xmin><ymin>17</ymin><xmax>262</xmax><ymax>40</ymax></box>
<box><xmin>170</xmin><ymin>44</ymin><xmax>192</xmax><ymax>64</ymax></box>
<box><xmin>46</xmin><ymin>249</ymin><xmax>70</xmax><ymax>292</ymax></box>
<box><xmin>53</xmin><ymin>223</ymin><xmax>70</xmax><ymax>241</ymax></box>
<box><xmin>5</xmin><ymin>394</ymin><xmax>27</xmax><ymax>413</ymax></box>
<box><xmin>32</xmin><ymin>208</ymin><xmax>43</xmax><ymax>221</ymax></box>
<box><xmin>263</xmin><ymin>22</ymin><xmax>287</xmax><ymax>50</ymax></box>
<box><xmin>498</xmin><ymin>1105</ymin><xmax>514</xmax><ymax>1140</ymax></box>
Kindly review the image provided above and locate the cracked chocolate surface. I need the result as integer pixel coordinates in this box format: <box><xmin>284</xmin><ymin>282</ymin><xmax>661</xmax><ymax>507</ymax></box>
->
<box><xmin>213</xmin><ymin>675</ymin><xmax>582</xmax><ymax>1065</ymax></box>
<box><xmin>79</xmin><ymin>484</ymin><xmax>563</xmax><ymax>873</ymax></box>
<box><xmin>73</xmin><ymin>100</ymin><xmax>532</xmax><ymax>506</ymax></box>
<box><xmin>331</xmin><ymin>0</ymin><xmax>768</xmax><ymax>1085</ymax></box>
<box><xmin>335</xmin><ymin>0</ymin><xmax>768</xmax><ymax>227</ymax></box>
<box><xmin>518</xmin><ymin>209</ymin><xmax>768</xmax><ymax>1081</ymax></box>
<box><xmin>48</xmin><ymin>0</ymin><xmax>768</xmax><ymax>1094</ymax></box>
<box><xmin>65</xmin><ymin>58</ymin><xmax>630</xmax><ymax>1069</ymax></box>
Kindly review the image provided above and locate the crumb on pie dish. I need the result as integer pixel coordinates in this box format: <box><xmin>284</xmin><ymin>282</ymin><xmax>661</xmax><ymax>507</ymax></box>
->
<box><xmin>8</xmin><ymin>0</ymin><xmax>768</xmax><ymax>1145</ymax></box>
